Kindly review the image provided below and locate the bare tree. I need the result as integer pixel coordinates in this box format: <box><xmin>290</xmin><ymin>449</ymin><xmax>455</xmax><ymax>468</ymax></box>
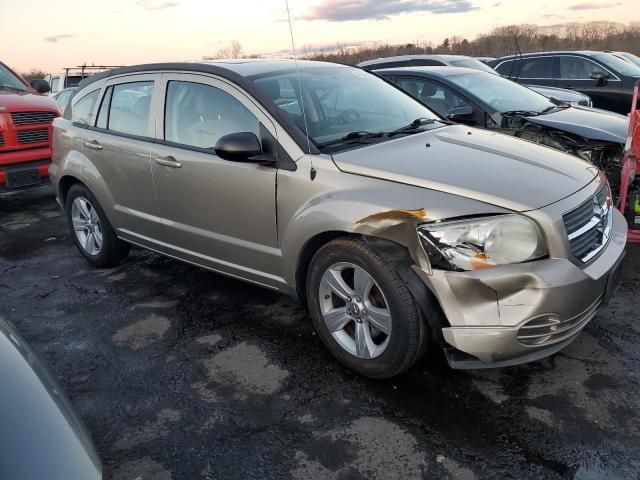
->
<box><xmin>203</xmin><ymin>40</ymin><xmax>245</xmax><ymax>60</ymax></box>
<box><xmin>20</xmin><ymin>69</ymin><xmax>47</xmax><ymax>82</ymax></box>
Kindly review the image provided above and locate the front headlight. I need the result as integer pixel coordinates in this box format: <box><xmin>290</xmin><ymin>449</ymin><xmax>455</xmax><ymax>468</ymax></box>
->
<box><xmin>418</xmin><ymin>215</ymin><xmax>547</xmax><ymax>271</ymax></box>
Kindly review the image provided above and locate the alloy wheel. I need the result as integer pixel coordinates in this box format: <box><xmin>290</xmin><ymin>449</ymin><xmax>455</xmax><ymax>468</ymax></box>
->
<box><xmin>319</xmin><ymin>262</ymin><xmax>392</xmax><ymax>359</ymax></box>
<box><xmin>71</xmin><ymin>197</ymin><xmax>103</xmax><ymax>255</ymax></box>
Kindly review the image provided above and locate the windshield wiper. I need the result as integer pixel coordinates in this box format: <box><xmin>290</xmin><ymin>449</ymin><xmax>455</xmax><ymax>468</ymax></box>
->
<box><xmin>539</xmin><ymin>105</ymin><xmax>559</xmax><ymax>114</ymax></box>
<box><xmin>387</xmin><ymin>117</ymin><xmax>439</xmax><ymax>137</ymax></box>
<box><xmin>317</xmin><ymin>131</ymin><xmax>385</xmax><ymax>148</ymax></box>
<box><xmin>501</xmin><ymin>110</ymin><xmax>541</xmax><ymax>117</ymax></box>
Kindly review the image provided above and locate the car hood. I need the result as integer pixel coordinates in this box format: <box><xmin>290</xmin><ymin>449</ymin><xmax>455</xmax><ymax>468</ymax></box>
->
<box><xmin>524</xmin><ymin>106</ymin><xmax>628</xmax><ymax>144</ymax></box>
<box><xmin>0</xmin><ymin>89</ymin><xmax>59</xmax><ymax>111</ymax></box>
<box><xmin>0</xmin><ymin>316</ymin><xmax>101</xmax><ymax>480</ymax></box>
<box><xmin>331</xmin><ymin>125</ymin><xmax>598</xmax><ymax>212</ymax></box>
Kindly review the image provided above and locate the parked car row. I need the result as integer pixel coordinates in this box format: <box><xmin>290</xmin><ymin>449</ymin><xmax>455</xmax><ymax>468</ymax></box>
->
<box><xmin>1</xmin><ymin>51</ymin><xmax>636</xmax><ymax>477</ymax></box>
<box><xmin>375</xmin><ymin>66</ymin><xmax>628</xmax><ymax>195</ymax></box>
<box><xmin>1</xmin><ymin>48</ymin><xmax>637</xmax><ymax>479</ymax></box>
<box><xmin>358</xmin><ymin>54</ymin><xmax>595</xmax><ymax>106</ymax></box>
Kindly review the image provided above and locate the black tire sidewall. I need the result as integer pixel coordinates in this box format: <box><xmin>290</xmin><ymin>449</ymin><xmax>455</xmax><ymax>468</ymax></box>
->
<box><xmin>307</xmin><ymin>238</ymin><xmax>423</xmax><ymax>379</ymax></box>
<box><xmin>65</xmin><ymin>184</ymin><xmax>126</xmax><ymax>267</ymax></box>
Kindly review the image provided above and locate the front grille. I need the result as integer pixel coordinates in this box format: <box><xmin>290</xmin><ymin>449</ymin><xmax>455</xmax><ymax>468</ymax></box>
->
<box><xmin>517</xmin><ymin>295</ymin><xmax>603</xmax><ymax>346</ymax></box>
<box><xmin>0</xmin><ymin>133</ymin><xmax>4</xmax><ymax>147</ymax></box>
<box><xmin>11</xmin><ymin>111</ymin><xmax>57</xmax><ymax>126</ymax></box>
<box><xmin>17</xmin><ymin>129</ymin><xmax>49</xmax><ymax>144</ymax></box>
<box><xmin>563</xmin><ymin>184</ymin><xmax>613</xmax><ymax>263</ymax></box>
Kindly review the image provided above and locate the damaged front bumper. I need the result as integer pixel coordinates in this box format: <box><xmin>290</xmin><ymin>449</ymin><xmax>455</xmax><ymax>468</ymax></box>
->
<box><xmin>421</xmin><ymin>208</ymin><xmax>627</xmax><ymax>369</ymax></box>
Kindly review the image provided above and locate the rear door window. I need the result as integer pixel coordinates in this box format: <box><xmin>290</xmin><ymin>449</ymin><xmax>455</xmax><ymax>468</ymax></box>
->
<box><xmin>106</xmin><ymin>82</ymin><xmax>154</xmax><ymax>137</ymax></box>
<box><xmin>72</xmin><ymin>89</ymin><xmax>100</xmax><ymax>126</ymax></box>
<box><xmin>519</xmin><ymin>57</ymin><xmax>554</xmax><ymax>79</ymax></box>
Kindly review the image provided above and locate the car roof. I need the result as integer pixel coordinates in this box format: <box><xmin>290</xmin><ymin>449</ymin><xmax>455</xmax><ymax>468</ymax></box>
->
<box><xmin>80</xmin><ymin>59</ymin><xmax>343</xmax><ymax>87</ymax></box>
<box><xmin>358</xmin><ymin>54</ymin><xmax>474</xmax><ymax>67</ymax></box>
<box><xmin>493</xmin><ymin>51</ymin><xmax>605</xmax><ymax>62</ymax></box>
<box><xmin>376</xmin><ymin>66</ymin><xmax>485</xmax><ymax>77</ymax></box>
<box><xmin>196</xmin><ymin>59</ymin><xmax>344</xmax><ymax>76</ymax></box>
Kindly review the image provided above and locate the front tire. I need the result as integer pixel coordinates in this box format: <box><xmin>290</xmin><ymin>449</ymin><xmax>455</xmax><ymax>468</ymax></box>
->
<box><xmin>65</xmin><ymin>184</ymin><xmax>130</xmax><ymax>267</ymax></box>
<box><xmin>307</xmin><ymin>237</ymin><xmax>429</xmax><ymax>379</ymax></box>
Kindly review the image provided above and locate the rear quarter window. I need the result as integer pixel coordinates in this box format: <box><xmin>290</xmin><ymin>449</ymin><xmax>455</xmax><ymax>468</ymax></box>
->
<box><xmin>495</xmin><ymin>60</ymin><xmax>520</xmax><ymax>77</ymax></box>
<box><xmin>71</xmin><ymin>89</ymin><xmax>100</xmax><ymax>126</ymax></box>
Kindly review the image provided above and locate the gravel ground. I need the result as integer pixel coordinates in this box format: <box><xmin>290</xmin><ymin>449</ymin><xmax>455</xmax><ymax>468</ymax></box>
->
<box><xmin>1</xmin><ymin>187</ymin><xmax>640</xmax><ymax>480</ymax></box>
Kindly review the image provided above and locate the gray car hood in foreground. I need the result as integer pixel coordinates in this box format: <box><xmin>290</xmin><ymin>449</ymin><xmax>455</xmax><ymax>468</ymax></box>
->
<box><xmin>332</xmin><ymin>125</ymin><xmax>598</xmax><ymax>212</ymax></box>
<box><xmin>524</xmin><ymin>106</ymin><xmax>628</xmax><ymax>144</ymax></box>
<box><xmin>0</xmin><ymin>316</ymin><xmax>101</xmax><ymax>480</ymax></box>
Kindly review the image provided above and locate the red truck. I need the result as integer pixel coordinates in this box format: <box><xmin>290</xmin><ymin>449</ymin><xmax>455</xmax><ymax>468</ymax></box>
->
<box><xmin>0</xmin><ymin>61</ymin><xmax>60</xmax><ymax>193</ymax></box>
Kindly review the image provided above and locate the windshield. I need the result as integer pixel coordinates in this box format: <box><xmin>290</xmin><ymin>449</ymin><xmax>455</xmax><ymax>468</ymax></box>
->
<box><xmin>618</xmin><ymin>52</ymin><xmax>640</xmax><ymax>68</ymax></box>
<box><xmin>0</xmin><ymin>62</ymin><xmax>28</xmax><ymax>91</ymax></box>
<box><xmin>449</xmin><ymin>58</ymin><xmax>496</xmax><ymax>74</ymax></box>
<box><xmin>250</xmin><ymin>66</ymin><xmax>440</xmax><ymax>150</ymax></box>
<box><xmin>592</xmin><ymin>52</ymin><xmax>640</xmax><ymax>77</ymax></box>
<box><xmin>447</xmin><ymin>71</ymin><xmax>555</xmax><ymax>114</ymax></box>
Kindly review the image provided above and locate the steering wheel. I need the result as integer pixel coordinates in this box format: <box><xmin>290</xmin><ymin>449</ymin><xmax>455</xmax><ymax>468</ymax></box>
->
<box><xmin>329</xmin><ymin>109</ymin><xmax>361</xmax><ymax>126</ymax></box>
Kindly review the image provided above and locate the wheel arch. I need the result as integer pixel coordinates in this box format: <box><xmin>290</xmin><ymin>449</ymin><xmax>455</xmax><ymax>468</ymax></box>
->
<box><xmin>58</xmin><ymin>175</ymin><xmax>82</xmax><ymax>206</ymax></box>
<box><xmin>295</xmin><ymin>230</ymin><xmax>356</xmax><ymax>306</ymax></box>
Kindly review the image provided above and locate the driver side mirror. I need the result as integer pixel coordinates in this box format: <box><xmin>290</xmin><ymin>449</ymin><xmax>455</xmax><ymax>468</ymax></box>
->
<box><xmin>590</xmin><ymin>71</ymin><xmax>609</xmax><ymax>85</ymax></box>
<box><xmin>30</xmin><ymin>79</ymin><xmax>50</xmax><ymax>94</ymax></box>
<box><xmin>214</xmin><ymin>132</ymin><xmax>274</xmax><ymax>164</ymax></box>
<box><xmin>447</xmin><ymin>105</ymin><xmax>475</xmax><ymax>124</ymax></box>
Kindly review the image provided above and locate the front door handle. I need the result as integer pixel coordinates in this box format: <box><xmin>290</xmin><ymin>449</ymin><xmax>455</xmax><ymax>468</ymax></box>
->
<box><xmin>84</xmin><ymin>140</ymin><xmax>103</xmax><ymax>151</ymax></box>
<box><xmin>154</xmin><ymin>156</ymin><xmax>182</xmax><ymax>168</ymax></box>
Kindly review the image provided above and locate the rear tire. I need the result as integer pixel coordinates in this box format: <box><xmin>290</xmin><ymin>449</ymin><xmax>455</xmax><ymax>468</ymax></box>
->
<box><xmin>65</xmin><ymin>184</ymin><xmax>130</xmax><ymax>267</ymax></box>
<box><xmin>307</xmin><ymin>237</ymin><xmax>430</xmax><ymax>379</ymax></box>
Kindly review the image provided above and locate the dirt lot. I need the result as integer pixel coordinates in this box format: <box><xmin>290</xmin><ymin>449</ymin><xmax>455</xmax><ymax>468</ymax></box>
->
<box><xmin>1</xmin><ymin>187</ymin><xmax>640</xmax><ymax>480</ymax></box>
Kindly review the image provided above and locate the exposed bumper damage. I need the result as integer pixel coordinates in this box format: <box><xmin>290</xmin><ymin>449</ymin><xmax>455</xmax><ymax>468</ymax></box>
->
<box><xmin>355</xmin><ymin>208</ymin><xmax>432</xmax><ymax>273</ymax></box>
<box><xmin>355</xmin><ymin>203</ymin><xmax>628</xmax><ymax>369</ymax></box>
<box><xmin>422</xmin><ymin>209</ymin><xmax>627</xmax><ymax>368</ymax></box>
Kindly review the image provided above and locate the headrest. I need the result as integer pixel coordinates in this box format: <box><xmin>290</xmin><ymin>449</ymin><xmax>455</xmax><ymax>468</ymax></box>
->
<box><xmin>420</xmin><ymin>83</ymin><xmax>437</xmax><ymax>97</ymax></box>
<box><xmin>403</xmin><ymin>82</ymin><xmax>420</xmax><ymax>97</ymax></box>
<box><xmin>132</xmin><ymin>95</ymin><xmax>151</xmax><ymax>117</ymax></box>
<box><xmin>259</xmin><ymin>80</ymin><xmax>281</xmax><ymax>102</ymax></box>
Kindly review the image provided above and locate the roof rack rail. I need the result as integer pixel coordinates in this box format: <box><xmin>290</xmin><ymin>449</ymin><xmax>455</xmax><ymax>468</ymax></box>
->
<box><xmin>62</xmin><ymin>65</ymin><xmax>125</xmax><ymax>76</ymax></box>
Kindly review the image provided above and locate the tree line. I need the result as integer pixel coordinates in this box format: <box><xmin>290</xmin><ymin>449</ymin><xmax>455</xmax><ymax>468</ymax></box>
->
<box><xmin>307</xmin><ymin>21</ymin><xmax>640</xmax><ymax>65</ymax></box>
<box><xmin>18</xmin><ymin>20</ymin><xmax>640</xmax><ymax>77</ymax></box>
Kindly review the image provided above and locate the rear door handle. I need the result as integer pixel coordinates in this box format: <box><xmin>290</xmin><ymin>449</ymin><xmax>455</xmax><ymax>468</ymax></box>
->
<box><xmin>154</xmin><ymin>156</ymin><xmax>182</xmax><ymax>168</ymax></box>
<box><xmin>84</xmin><ymin>140</ymin><xmax>103</xmax><ymax>151</ymax></box>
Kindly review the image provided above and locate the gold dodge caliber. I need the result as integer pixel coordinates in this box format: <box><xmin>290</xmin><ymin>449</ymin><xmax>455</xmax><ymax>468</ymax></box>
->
<box><xmin>50</xmin><ymin>60</ymin><xmax>627</xmax><ymax>378</ymax></box>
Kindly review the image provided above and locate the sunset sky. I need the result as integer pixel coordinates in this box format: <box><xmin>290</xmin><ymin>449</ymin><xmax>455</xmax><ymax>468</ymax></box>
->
<box><xmin>0</xmin><ymin>0</ymin><xmax>635</xmax><ymax>73</ymax></box>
